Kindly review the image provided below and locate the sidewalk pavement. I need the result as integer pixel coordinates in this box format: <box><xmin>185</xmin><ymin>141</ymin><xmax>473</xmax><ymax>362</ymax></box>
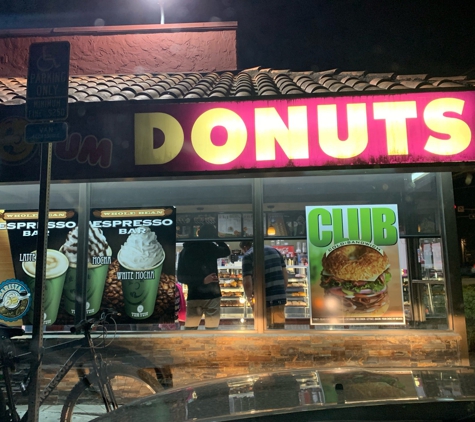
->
<box><xmin>16</xmin><ymin>405</ymin><xmax>62</xmax><ymax>421</ymax></box>
<box><xmin>16</xmin><ymin>405</ymin><xmax>103</xmax><ymax>421</ymax></box>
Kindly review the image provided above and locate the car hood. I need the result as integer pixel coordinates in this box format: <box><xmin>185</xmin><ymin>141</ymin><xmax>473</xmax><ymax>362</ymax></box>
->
<box><xmin>92</xmin><ymin>366</ymin><xmax>475</xmax><ymax>422</ymax></box>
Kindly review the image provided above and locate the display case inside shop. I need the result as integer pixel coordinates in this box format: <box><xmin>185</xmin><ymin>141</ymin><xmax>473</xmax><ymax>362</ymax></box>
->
<box><xmin>177</xmin><ymin>239</ymin><xmax>311</xmax><ymax>322</ymax></box>
<box><xmin>176</xmin><ymin>243</ymin><xmax>253</xmax><ymax>321</ymax></box>
<box><xmin>218</xmin><ymin>262</ymin><xmax>253</xmax><ymax>319</ymax></box>
<box><xmin>266</xmin><ymin>240</ymin><xmax>310</xmax><ymax>319</ymax></box>
<box><xmin>285</xmin><ymin>264</ymin><xmax>309</xmax><ymax>318</ymax></box>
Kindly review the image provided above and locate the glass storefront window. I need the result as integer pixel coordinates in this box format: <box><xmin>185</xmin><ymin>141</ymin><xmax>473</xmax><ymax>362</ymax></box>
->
<box><xmin>261</xmin><ymin>172</ymin><xmax>446</xmax><ymax>331</ymax></box>
<box><xmin>263</xmin><ymin>172</ymin><xmax>440</xmax><ymax>237</ymax></box>
<box><xmin>0</xmin><ymin>183</ymin><xmax>79</xmax><ymax>210</ymax></box>
<box><xmin>90</xmin><ymin>178</ymin><xmax>254</xmax><ymax>331</ymax></box>
<box><xmin>0</xmin><ymin>171</ymin><xmax>451</xmax><ymax>332</ymax></box>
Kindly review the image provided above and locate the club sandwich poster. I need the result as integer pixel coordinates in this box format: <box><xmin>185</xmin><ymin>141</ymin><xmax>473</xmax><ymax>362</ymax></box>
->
<box><xmin>306</xmin><ymin>204</ymin><xmax>404</xmax><ymax>325</ymax></box>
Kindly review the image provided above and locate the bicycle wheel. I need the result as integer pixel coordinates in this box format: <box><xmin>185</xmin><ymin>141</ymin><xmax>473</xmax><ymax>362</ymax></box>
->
<box><xmin>60</xmin><ymin>364</ymin><xmax>163</xmax><ymax>422</ymax></box>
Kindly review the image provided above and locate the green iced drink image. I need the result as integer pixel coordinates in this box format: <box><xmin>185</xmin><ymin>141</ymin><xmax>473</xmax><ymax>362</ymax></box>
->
<box><xmin>61</xmin><ymin>223</ymin><xmax>112</xmax><ymax>316</ymax></box>
<box><xmin>22</xmin><ymin>249</ymin><xmax>69</xmax><ymax>325</ymax></box>
<box><xmin>117</xmin><ymin>226</ymin><xmax>165</xmax><ymax>319</ymax></box>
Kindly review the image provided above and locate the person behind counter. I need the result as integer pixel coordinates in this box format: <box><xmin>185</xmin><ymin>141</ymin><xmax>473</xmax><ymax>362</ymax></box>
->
<box><xmin>177</xmin><ymin>224</ymin><xmax>231</xmax><ymax>330</ymax></box>
<box><xmin>239</xmin><ymin>241</ymin><xmax>288</xmax><ymax>329</ymax></box>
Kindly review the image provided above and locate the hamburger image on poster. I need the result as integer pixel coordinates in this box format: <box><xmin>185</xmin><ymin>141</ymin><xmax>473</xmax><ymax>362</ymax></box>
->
<box><xmin>306</xmin><ymin>205</ymin><xmax>403</xmax><ymax>321</ymax></box>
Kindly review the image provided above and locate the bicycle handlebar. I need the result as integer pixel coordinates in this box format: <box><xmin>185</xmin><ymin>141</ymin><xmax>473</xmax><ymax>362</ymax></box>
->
<box><xmin>70</xmin><ymin>309</ymin><xmax>119</xmax><ymax>334</ymax></box>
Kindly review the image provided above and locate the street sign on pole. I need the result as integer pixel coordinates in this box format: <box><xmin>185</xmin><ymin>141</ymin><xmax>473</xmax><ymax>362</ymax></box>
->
<box><xmin>25</xmin><ymin>40</ymin><xmax>70</xmax><ymax>422</ymax></box>
<box><xmin>26</xmin><ymin>41</ymin><xmax>70</xmax><ymax>122</ymax></box>
<box><xmin>25</xmin><ymin>122</ymin><xmax>68</xmax><ymax>143</ymax></box>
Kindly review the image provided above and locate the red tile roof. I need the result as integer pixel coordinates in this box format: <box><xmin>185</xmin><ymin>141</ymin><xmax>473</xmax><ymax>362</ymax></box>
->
<box><xmin>1</xmin><ymin>67</ymin><xmax>474</xmax><ymax>106</ymax></box>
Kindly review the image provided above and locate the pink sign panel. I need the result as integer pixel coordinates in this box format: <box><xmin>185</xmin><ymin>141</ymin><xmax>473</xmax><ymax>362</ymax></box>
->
<box><xmin>134</xmin><ymin>90</ymin><xmax>475</xmax><ymax>172</ymax></box>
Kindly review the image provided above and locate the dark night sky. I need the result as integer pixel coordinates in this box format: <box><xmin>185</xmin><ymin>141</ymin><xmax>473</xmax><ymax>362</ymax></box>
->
<box><xmin>1</xmin><ymin>0</ymin><xmax>475</xmax><ymax>76</ymax></box>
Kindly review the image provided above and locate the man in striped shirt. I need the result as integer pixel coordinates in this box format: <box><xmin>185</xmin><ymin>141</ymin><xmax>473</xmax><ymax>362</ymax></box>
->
<box><xmin>240</xmin><ymin>241</ymin><xmax>288</xmax><ymax>329</ymax></box>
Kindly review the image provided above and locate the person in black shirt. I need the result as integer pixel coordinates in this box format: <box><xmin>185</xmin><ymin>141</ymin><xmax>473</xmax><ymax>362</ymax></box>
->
<box><xmin>177</xmin><ymin>224</ymin><xmax>230</xmax><ymax>329</ymax></box>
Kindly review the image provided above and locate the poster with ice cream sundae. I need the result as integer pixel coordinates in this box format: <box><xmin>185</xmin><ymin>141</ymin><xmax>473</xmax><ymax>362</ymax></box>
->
<box><xmin>89</xmin><ymin>207</ymin><xmax>176</xmax><ymax>323</ymax></box>
<box><xmin>60</xmin><ymin>222</ymin><xmax>112</xmax><ymax>317</ymax></box>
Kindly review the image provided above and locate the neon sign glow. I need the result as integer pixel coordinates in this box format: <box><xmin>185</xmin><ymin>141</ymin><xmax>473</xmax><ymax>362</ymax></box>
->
<box><xmin>134</xmin><ymin>91</ymin><xmax>475</xmax><ymax>172</ymax></box>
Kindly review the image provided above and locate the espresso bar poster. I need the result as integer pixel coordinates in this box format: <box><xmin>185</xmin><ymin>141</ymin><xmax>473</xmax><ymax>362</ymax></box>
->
<box><xmin>306</xmin><ymin>205</ymin><xmax>405</xmax><ymax>325</ymax></box>
<box><xmin>0</xmin><ymin>210</ymin><xmax>78</xmax><ymax>325</ymax></box>
<box><xmin>89</xmin><ymin>207</ymin><xmax>176</xmax><ymax>323</ymax></box>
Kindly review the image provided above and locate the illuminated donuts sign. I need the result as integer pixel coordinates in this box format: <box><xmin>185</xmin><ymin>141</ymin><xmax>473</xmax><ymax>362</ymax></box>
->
<box><xmin>134</xmin><ymin>91</ymin><xmax>475</xmax><ymax>172</ymax></box>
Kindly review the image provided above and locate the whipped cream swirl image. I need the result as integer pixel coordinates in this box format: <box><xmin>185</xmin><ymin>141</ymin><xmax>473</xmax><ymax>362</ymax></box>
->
<box><xmin>60</xmin><ymin>223</ymin><xmax>110</xmax><ymax>266</ymax></box>
<box><xmin>118</xmin><ymin>226</ymin><xmax>165</xmax><ymax>270</ymax></box>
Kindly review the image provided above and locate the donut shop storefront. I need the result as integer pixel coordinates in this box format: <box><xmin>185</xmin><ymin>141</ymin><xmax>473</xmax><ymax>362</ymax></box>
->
<box><xmin>0</xmin><ymin>81</ymin><xmax>472</xmax><ymax>385</ymax></box>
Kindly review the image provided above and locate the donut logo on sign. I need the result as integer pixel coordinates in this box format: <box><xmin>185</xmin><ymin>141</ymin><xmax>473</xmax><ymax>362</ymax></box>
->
<box><xmin>0</xmin><ymin>279</ymin><xmax>32</xmax><ymax>322</ymax></box>
<box><xmin>0</xmin><ymin>117</ymin><xmax>37</xmax><ymax>166</ymax></box>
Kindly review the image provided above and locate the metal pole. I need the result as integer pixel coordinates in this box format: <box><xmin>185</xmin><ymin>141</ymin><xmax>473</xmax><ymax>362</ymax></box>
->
<box><xmin>158</xmin><ymin>2</ymin><xmax>165</xmax><ymax>24</ymax></box>
<box><xmin>27</xmin><ymin>142</ymin><xmax>52</xmax><ymax>422</ymax></box>
<box><xmin>438</xmin><ymin>172</ymin><xmax>469</xmax><ymax>365</ymax></box>
<box><xmin>252</xmin><ymin>178</ymin><xmax>265</xmax><ymax>333</ymax></box>
<box><xmin>75</xmin><ymin>183</ymin><xmax>91</xmax><ymax>323</ymax></box>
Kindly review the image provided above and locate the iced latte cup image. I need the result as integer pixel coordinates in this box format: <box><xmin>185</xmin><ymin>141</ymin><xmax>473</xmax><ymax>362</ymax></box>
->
<box><xmin>117</xmin><ymin>226</ymin><xmax>165</xmax><ymax>319</ymax></box>
<box><xmin>22</xmin><ymin>249</ymin><xmax>69</xmax><ymax>325</ymax></box>
<box><xmin>61</xmin><ymin>223</ymin><xmax>112</xmax><ymax>316</ymax></box>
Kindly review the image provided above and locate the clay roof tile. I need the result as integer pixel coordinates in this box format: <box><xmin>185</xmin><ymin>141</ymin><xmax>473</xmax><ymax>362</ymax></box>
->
<box><xmin>0</xmin><ymin>69</ymin><xmax>471</xmax><ymax>109</ymax></box>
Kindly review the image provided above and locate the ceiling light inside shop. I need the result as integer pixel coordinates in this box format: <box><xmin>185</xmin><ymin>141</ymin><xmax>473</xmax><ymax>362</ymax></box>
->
<box><xmin>267</xmin><ymin>205</ymin><xmax>276</xmax><ymax>235</ymax></box>
<box><xmin>267</xmin><ymin>220</ymin><xmax>276</xmax><ymax>236</ymax></box>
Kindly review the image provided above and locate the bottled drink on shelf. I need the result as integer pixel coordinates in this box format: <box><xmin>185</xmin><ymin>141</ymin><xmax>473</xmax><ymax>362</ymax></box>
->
<box><xmin>296</xmin><ymin>241</ymin><xmax>302</xmax><ymax>254</ymax></box>
<box><xmin>286</xmin><ymin>254</ymin><xmax>294</xmax><ymax>274</ymax></box>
